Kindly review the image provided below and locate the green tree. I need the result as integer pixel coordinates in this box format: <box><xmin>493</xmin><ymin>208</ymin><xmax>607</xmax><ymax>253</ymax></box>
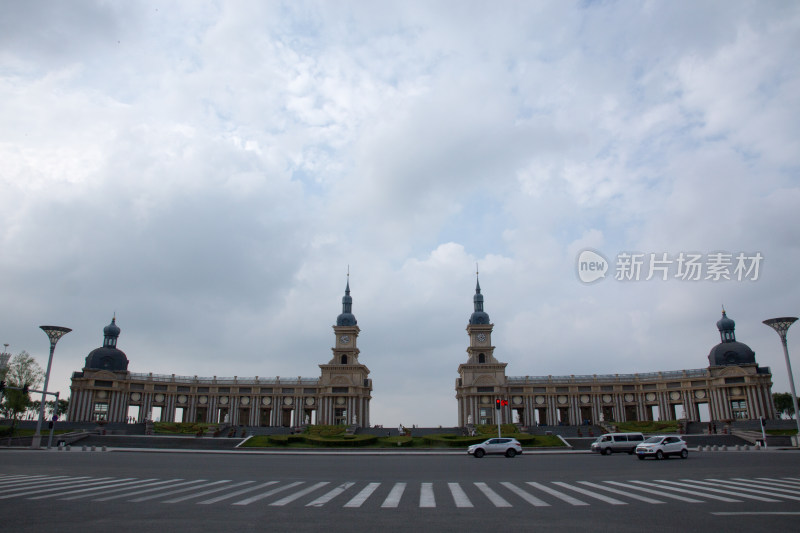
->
<box><xmin>773</xmin><ymin>392</ymin><xmax>796</xmax><ymax>418</ymax></box>
<box><xmin>0</xmin><ymin>351</ymin><xmax>44</xmax><ymax>432</ymax></box>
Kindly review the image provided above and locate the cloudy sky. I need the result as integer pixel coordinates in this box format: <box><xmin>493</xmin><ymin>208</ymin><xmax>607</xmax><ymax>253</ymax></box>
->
<box><xmin>1</xmin><ymin>1</ymin><xmax>799</xmax><ymax>427</ymax></box>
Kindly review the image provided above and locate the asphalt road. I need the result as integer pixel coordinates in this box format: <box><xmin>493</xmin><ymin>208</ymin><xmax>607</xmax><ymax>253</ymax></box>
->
<box><xmin>2</xmin><ymin>449</ymin><xmax>799</xmax><ymax>532</ymax></box>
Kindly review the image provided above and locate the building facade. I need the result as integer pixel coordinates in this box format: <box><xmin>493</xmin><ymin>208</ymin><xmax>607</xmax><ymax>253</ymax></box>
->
<box><xmin>456</xmin><ymin>281</ymin><xmax>774</xmax><ymax>427</ymax></box>
<box><xmin>68</xmin><ymin>282</ymin><xmax>372</xmax><ymax>427</ymax></box>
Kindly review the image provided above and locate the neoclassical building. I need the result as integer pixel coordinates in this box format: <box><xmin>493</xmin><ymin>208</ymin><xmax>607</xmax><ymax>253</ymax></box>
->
<box><xmin>456</xmin><ymin>280</ymin><xmax>775</xmax><ymax>426</ymax></box>
<box><xmin>68</xmin><ymin>282</ymin><xmax>372</xmax><ymax>427</ymax></box>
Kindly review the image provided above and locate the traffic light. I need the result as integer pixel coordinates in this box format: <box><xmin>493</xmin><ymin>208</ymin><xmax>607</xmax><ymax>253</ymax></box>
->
<box><xmin>501</xmin><ymin>399</ymin><xmax>509</xmax><ymax>407</ymax></box>
<box><xmin>495</xmin><ymin>398</ymin><xmax>501</xmax><ymax>410</ymax></box>
<box><xmin>22</xmin><ymin>384</ymin><xmax>29</xmax><ymax>394</ymax></box>
<box><xmin>0</xmin><ymin>380</ymin><xmax>5</xmax><ymax>392</ymax></box>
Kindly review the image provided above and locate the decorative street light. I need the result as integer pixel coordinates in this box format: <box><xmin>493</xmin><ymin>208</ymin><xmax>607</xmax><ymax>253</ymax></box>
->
<box><xmin>763</xmin><ymin>317</ymin><xmax>800</xmax><ymax>447</ymax></box>
<box><xmin>32</xmin><ymin>325</ymin><xmax>71</xmax><ymax>449</ymax></box>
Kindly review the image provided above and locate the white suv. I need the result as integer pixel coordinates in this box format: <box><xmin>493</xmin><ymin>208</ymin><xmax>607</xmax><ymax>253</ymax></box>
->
<box><xmin>468</xmin><ymin>438</ymin><xmax>523</xmax><ymax>458</ymax></box>
<box><xmin>635</xmin><ymin>435</ymin><xmax>688</xmax><ymax>460</ymax></box>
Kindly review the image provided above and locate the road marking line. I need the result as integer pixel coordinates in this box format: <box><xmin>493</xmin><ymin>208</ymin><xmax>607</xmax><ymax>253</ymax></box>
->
<box><xmin>270</xmin><ymin>482</ymin><xmax>329</xmax><ymax>506</ymax></box>
<box><xmin>552</xmin><ymin>482</ymin><xmax>626</xmax><ymax>505</ymax></box>
<box><xmin>577</xmin><ymin>481</ymin><xmax>664</xmax><ymax>504</ymax></box>
<box><xmin>28</xmin><ymin>478</ymin><xmax>144</xmax><ymax>500</ymax></box>
<box><xmin>735</xmin><ymin>478</ymin><xmax>800</xmax><ymax>494</ymax></box>
<box><xmin>232</xmin><ymin>481</ymin><xmax>304</xmax><ymax>506</ymax></box>
<box><xmin>0</xmin><ymin>476</ymin><xmax>91</xmax><ymax>494</ymax></box>
<box><xmin>130</xmin><ymin>480</ymin><xmax>232</xmax><ymax>503</ymax></box>
<box><xmin>604</xmin><ymin>481</ymin><xmax>702</xmax><ymax>503</ymax></box>
<box><xmin>345</xmin><ymin>482</ymin><xmax>380</xmax><ymax>508</ymax></box>
<box><xmin>526</xmin><ymin>482</ymin><xmax>588</xmax><ymax>506</ymax></box>
<box><xmin>381</xmin><ymin>482</ymin><xmax>406</xmax><ymax>508</ymax></box>
<box><xmin>474</xmin><ymin>482</ymin><xmax>511</xmax><ymax>507</ymax></box>
<box><xmin>712</xmin><ymin>512</ymin><xmax>800</xmax><ymax>516</ymax></box>
<box><xmin>0</xmin><ymin>477</ymin><xmax>110</xmax><ymax>499</ymax></box>
<box><xmin>420</xmin><ymin>482</ymin><xmax>436</xmax><ymax>508</ymax></box>
<box><xmin>0</xmin><ymin>475</ymin><xmax>64</xmax><ymax>487</ymax></box>
<box><xmin>702</xmin><ymin>479</ymin><xmax>800</xmax><ymax>501</ymax></box>
<box><xmin>657</xmin><ymin>480</ymin><xmax>777</xmax><ymax>503</ymax></box>
<box><xmin>306</xmin><ymin>482</ymin><xmax>355</xmax><ymax>507</ymax></box>
<box><xmin>629</xmin><ymin>480</ymin><xmax>740</xmax><ymax>502</ymax></box>
<box><xmin>755</xmin><ymin>477</ymin><xmax>800</xmax><ymax>488</ymax></box>
<box><xmin>164</xmin><ymin>481</ymin><xmax>255</xmax><ymax>503</ymax></box>
<box><xmin>198</xmin><ymin>481</ymin><xmax>277</xmax><ymax>504</ymax></box>
<box><xmin>448</xmin><ymin>483</ymin><xmax>473</xmax><ymax>508</ymax></box>
<box><xmin>500</xmin><ymin>482</ymin><xmax>550</xmax><ymax>507</ymax></box>
<box><xmin>62</xmin><ymin>478</ymin><xmax>182</xmax><ymax>501</ymax></box>
<box><xmin>95</xmin><ymin>479</ymin><xmax>206</xmax><ymax>501</ymax></box>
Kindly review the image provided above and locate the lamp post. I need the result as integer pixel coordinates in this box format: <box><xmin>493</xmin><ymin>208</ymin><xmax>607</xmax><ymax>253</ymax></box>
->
<box><xmin>763</xmin><ymin>317</ymin><xmax>800</xmax><ymax>446</ymax></box>
<box><xmin>32</xmin><ymin>325</ymin><xmax>71</xmax><ymax>449</ymax></box>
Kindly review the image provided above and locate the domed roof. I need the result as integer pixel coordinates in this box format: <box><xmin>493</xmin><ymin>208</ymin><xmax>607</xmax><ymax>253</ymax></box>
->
<box><xmin>717</xmin><ymin>310</ymin><xmax>735</xmax><ymax>332</ymax></box>
<box><xmin>336</xmin><ymin>280</ymin><xmax>357</xmax><ymax>326</ymax></box>
<box><xmin>708</xmin><ymin>341</ymin><xmax>756</xmax><ymax>366</ymax></box>
<box><xmin>85</xmin><ymin>346</ymin><xmax>129</xmax><ymax>372</ymax></box>
<box><xmin>469</xmin><ymin>279</ymin><xmax>491</xmax><ymax>325</ymax></box>
<box><xmin>708</xmin><ymin>310</ymin><xmax>756</xmax><ymax>366</ymax></box>
<box><xmin>84</xmin><ymin>317</ymin><xmax>129</xmax><ymax>372</ymax></box>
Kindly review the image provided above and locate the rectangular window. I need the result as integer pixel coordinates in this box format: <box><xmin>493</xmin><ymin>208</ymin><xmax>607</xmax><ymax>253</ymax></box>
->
<box><xmin>725</xmin><ymin>377</ymin><xmax>745</xmax><ymax>384</ymax></box>
<box><xmin>281</xmin><ymin>388</ymin><xmax>295</xmax><ymax>394</ymax></box>
<box><xmin>510</xmin><ymin>387</ymin><xmax>524</xmax><ymax>393</ymax></box>
<box><xmin>642</xmin><ymin>384</ymin><xmax>656</xmax><ymax>390</ymax></box>
<box><xmin>93</xmin><ymin>402</ymin><xmax>109</xmax><ymax>421</ymax></box>
<box><xmin>260</xmin><ymin>388</ymin><xmax>273</xmax><ymax>394</ymax></box>
<box><xmin>130</xmin><ymin>383</ymin><xmax>145</xmax><ymax>390</ymax></box>
<box><xmin>332</xmin><ymin>387</ymin><xmax>348</xmax><ymax>394</ymax></box>
<box><xmin>533</xmin><ymin>387</ymin><xmax>546</xmax><ymax>393</ymax></box>
<box><xmin>730</xmin><ymin>400</ymin><xmax>748</xmax><ymax>420</ymax></box>
<box><xmin>623</xmin><ymin>385</ymin><xmax>636</xmax><ymax>391</ymax></box>
<box><xmin>154</xmin><ymin>385</ymin><xmax>167</xmax><ymax>391</ymax></box>
<box><xmin>177</xmin><ymin>386</ymin><xmax>190</xmax><ymax>392</ymax></box>
<box><xmin>197</xmin><ymin>387</ymin><xmax>209</xmax><ymax>393</ymax></box>
<box><xmin>601</xmin><ymin>386</ymin><xmax>614</xmax><ymax>392</ymax></box>
<box><xmin>94</xmin><ymin>380</ymin><xmax>113</xmax><ymax>388</ymax></box>
<box><xmin>477</xmin><ymin>387</ymin><xmax>494</xmax><ymax>393</ymax></box>
<box><xmin>666</xmin><ymin>382</ymin><xmax>681</xmax><ymax>389</ymax></box>
<box><xmin>556</xmin><ymin>387</ymin><xmax>568</xmax><ymax>393</ymax></box>
<box><xmin>578</xmin><ymin>386</ymin><xmax>592</xmax><ymax>392</ymax></box>
<box><xmin>239</xmin><ymin>387</ymin><xmax>252</xmax><ymax>394</ymax></box>
<box><xmin>218</xmin><ymin>387</ymin><xmax>230</xmax><ymax>393</ymax></box>
<box><xmin>303</xmin><ymin>388</ymin><xmax>316</xmax><ymax>394</ymax></box>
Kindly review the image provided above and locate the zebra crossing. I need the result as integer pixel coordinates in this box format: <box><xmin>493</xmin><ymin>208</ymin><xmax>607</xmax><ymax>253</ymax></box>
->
<box><xmin>2</xmin><ymin>473</ymin><xmax>800</xmax><ymax>510</ymax></box>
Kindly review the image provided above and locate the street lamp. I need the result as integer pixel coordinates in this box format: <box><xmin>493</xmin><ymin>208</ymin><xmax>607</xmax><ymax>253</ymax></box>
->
<box><xmin>32</xmin><ymin>325</ymin><xmax>71</xmax><ymax>449</ymax></box>
<box><xmin>763</xmin><ymin>317</ymin><xmax>800</xmax><ymax>446</ymax></box>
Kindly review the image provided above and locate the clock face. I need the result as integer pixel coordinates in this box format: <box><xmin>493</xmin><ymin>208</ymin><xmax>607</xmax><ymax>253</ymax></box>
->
<box><xmin>340</xmin><ymin>335</ymin><xmax>350</xmax><ymax>344</ymax></box>
<box><xmin>477</xmin><ymin>333</ymin><xmax>486</xmax><ymax>342</ymax></box>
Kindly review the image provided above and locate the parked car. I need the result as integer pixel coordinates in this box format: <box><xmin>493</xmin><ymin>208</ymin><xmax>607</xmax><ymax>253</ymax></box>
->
<box><xmin>590</xmin><ymin>433</ymin><xmax>645</xmax><ymax>455</ymax></box>
<box><xmin>635</xmin><ymin>435</ymin><xmax>689</xmax><ymax>460</ymax></box>
<box><xmin>467</xmin><ymin>437</ymin><xmax>523</xmax><ymax>458</ymax></box>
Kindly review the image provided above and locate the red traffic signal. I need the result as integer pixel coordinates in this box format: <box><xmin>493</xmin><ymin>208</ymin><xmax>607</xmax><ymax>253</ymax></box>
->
<box><xmin>495</xmin><ymin>398</ymin><xmax>501</xmax><ymax>410</ymax></box>
<box><xmin>501</xmin><ymin>399</ymin><xmax>509</xmax><ymax>407</ymax></box>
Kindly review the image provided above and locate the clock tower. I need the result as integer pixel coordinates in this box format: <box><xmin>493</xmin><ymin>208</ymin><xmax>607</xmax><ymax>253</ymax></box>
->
<box><xmin>318</xmin><ymin>278</ymin><xmax>372</xmax><ymax>426</ymax></box>
<box><xmin>456</xmin><ymin>277</ymin><xmax>508</xmax><ymax>426</ymax></box>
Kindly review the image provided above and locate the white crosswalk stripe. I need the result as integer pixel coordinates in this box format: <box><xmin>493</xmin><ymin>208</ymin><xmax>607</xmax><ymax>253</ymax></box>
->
<box><xmin>344</xmin><ymin>482</ymin><xmax>380</xmax><ymax>508</ymax></box>
<box><xmin>474</xmin><ymin>482</ymin><xmax>511</xmax><ymax>507</ymax></box>
<box><xmin>655</xmin><ymin>479</ymin><xmax>778</xmax><ymax>502</ymax></box>
<box><xmin>3</xmin><ymin>474</ymin><xmax>800</xmax><ymax>510</ymax></box>
<box><xmin>61</xmin><ymin>478</ymin><xmax>183</xmax><ymax>500</ymax></box>
<box><xmin>198</xmin><ymin>481</ymin><xmax>278</xmax><ymax>504</ymax></box>
<box><xmin>700</xmin><ymin>479</ymin><xmax>800</xmax><ymax>501</ymax></box>
<box><xmin>420</xmin><ymin>482</ymin><xmax>435</xmax><ymax>508</ymax></box>
<box><xmin>628</xmin><ymin>480</ymin><xmax>741</xmax><ymax>502</ymax></box>
<box><xmin>552</xmin><ymin>481</ymin><xmax>627</xmax><ymax>505</ymax></box>
<box><xmin>500</xmin><ymin>481</ymin><xmax>550</xmax><ymax>507</ymax></box>
<box><xmin>232</xmin><ymin>481</ymin><xmax>303</xmax><ymax>506</ymax></box>
<box><xmin>380</xmin><ymin>482</ymin><xmax>406</xmax><ymax>508</ymax></box>
<box><xmin>576</xmin><ymin>481</ymin><xmax>665</xmax><ymax>504</ymax></box>
<box><xmin>527</xmin><ymin>481</ymin><xmax>589</xmax><ymax>506</ymax></box>
<box><xmin>604</xmin><ymin>480</ymin><xmax>703</xmax><ymax>503</ymax></box>
<box><xmin>307</xmin><ymin>482</ymin><xmax>355</xmax><ymax>507</ymax></box>
<box><xmin>448</xmin><ymin>482</ymin><xmax>473</xmax><ymax>508</ymax></box>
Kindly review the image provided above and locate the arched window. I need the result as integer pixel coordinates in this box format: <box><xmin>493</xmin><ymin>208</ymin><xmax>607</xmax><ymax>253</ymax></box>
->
<box><xmin>341</xmin><ymin>355</ymin><xmax>348</xmax><ymax>364</ymax></box>
<box><xmin>478</xmin><ymin>353</ymin><xmax>486</xmax><ymax>364</ymax></box>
